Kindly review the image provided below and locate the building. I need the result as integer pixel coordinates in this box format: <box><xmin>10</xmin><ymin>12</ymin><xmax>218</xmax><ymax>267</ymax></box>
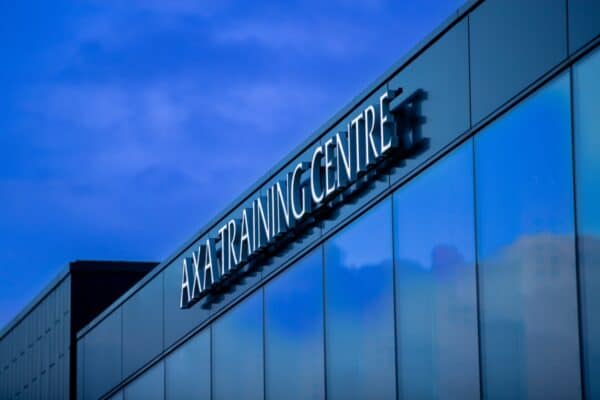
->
<box><xmin>3</xmin><ymin>0</ymin><xmax>600</xmax><ymax>398</ymax></box>
<box><xmin>0</xmin><ymin>261</ymin><xmax>158</xmax><ymax>400</ymax></box>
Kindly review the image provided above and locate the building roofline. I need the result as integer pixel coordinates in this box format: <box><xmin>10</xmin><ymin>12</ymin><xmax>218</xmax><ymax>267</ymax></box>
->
<box><xmin>0</xmin><ymin>260</ymin><xmax>157</xmax><ymax>341</ymax></box>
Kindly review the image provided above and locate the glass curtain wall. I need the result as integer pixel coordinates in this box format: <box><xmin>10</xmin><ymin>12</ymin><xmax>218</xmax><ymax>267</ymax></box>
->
<box><xmin>394</xmin><ymin>141</ymin><xmax>480</xmax><ymax>400</ymax></box>
<box><xmin>573</xmin><ymin>47</ymin><xmax>600</xmax><ymax>400</ymax></box>
<box><xmin>324</xmin><ymin>200</ymin><xmax>396</xmax><ymax>400</ymax></box>
<box><xmin>264</xmin><ymin>250</ymin><xmax>325</xmax><ymax>400</ymax></box>
<box><xmin>475</xmin><ymin>73</ymin><xmax>581</xmax><ymax>400</ymax></box>
<box><xmin>111</xmin><ymin>49</ymin><xmax>600</xmax><ymax>400</ymax></box>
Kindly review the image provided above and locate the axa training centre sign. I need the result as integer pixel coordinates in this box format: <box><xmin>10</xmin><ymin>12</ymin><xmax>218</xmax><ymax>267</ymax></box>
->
<box><xmin>180</xmin><ymin>88</ymin><xmax>415</xmax><ymax>309</ymax></box>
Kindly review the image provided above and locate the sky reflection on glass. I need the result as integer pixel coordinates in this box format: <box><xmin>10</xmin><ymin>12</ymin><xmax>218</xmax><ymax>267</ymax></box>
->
<box><xmin>475</xmin><ymin>73</ymin><xmax>581</xmax><ymax>400</ymax></box>
<box><xmin>265</xmin><ymin>250</ymin><xmax>324</xmax><ymax>400</ymax></box>
<box><xmin>574</xmin><ymin>46</ymin><xmax>600</xmax><ymax>400</ymax></box>
<box><xmin>325</xmin><ymin>200</ymin><xmax>396</xmax><ymax>400</ymax></box>
<box><xmin>212</xmin><ymin>291</ymin><xmax>263</xmax><ymax>400</ymax></box>
<box><xmin>394</xmin><ymin>141</ymin><xmax>479</xmax><ymax>400</ymax></box>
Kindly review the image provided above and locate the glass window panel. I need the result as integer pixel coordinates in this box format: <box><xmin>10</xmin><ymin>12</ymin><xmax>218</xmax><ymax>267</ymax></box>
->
<box><xmin>324</xmin><ymin>199</ymin><xmax>396</xmax><ymax>400</ymax></box>
<box><xmin>165</xmin><ymin>328</ymin><xmax>210</xmax><ymax>400</ymax></box>
<box><xmin>475</xmin><ymin>73</ymin><xmax>581</xmax><ymax>399</ymax></box>
<box><xmin>163</xmin><ymin>259</ymin><xmax>210</xmax><ymax>349</ymax></box>
<box><xmin>394</xmin><ymin>141</ymin><xmax>479</xmax><ymax>399</ymax></box>
<box><xmin>469</xmin><ymin>0</ymin><xmax>567</xmax><ymax>124</ymax></box>
<box><xmin>574</xmin><ymin>46</ymin><xmax>600</xmax><ymax>399</ymax></box>
<box><xmin>265</xmin><ymin>251</ymin><xmax>324</xmax><ymax>400</ymax></box>
<box><xmin>123</xmin><ymin>277</ymin><xmax>164</xmax><ymax>378</ymax></box>
<box><xmin>212</xmin><ymin>291</ymin><xmax>263</xmax><ymax>400</ymax></box>
<box><xmin>109</xmin><ymin>391</ymin><xmax>123</xmax><ymax>400</ymax></box>
<box><xmin>124</xmin><ymin>362</ymin><xmax>164</xmax><ymax>400</ymax></box>
<box><xmin>83</xmin><ymin>309</ymin><xmax>122</xmax><ymax>400</ymax></box>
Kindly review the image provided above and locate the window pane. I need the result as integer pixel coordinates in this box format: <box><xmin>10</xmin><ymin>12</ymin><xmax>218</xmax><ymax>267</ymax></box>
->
<box><xmin>108</xmin><ymin>391</ymin><xmax>123</xmax><ymax>400</ymax></box>
<box><xmin>165</xmin><ymin>328</ymin><xmax>210</xmax><ymax>400</ymax></box>
<box><xmin>212</xmin><ymin>291</ymin><xmax>263</xmax><ymax>400</ymax></box>
<box><xmin>475</xmin><ymin>73</ymin><xmax>581</xmax><ymax>399</ymax></box>
<box><xmin>394</xmin><ymin>141</ymin><xmax>479</xmax><ymax>399</ymax></box>
<box><xmin>265</xmin><ymin>251</ymin><xmax>324</xmax><ymax>400</ymax></box>
<box><xmin>83</xmin><ymin>309</ymin><xmax>122</xmax><ymax>400</ymax></box>
<box><xmin>324</xmin><ymin>199</ymin><xmax>395</xmax><ymax>400</ymax></box>
<box><xmin>122</xmin><ymin>277</ymin><xmax>164</xmax><ymax>378</ymax></box>
<box><xmin>124</xmin><ymin>362</ymin><xmax>164</xmax><ymax>400</ymax></box>
<box><xmin>574</xmin><ymin>46</ymin><xmax>600</xmax><ymax>399</ymax></box>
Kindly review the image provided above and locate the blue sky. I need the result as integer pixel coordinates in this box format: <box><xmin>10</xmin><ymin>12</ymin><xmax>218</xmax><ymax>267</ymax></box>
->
<box><xmin>0</xmin><ymin>0</ymin><xmax>464</xmax><ymax>328</ymax></box>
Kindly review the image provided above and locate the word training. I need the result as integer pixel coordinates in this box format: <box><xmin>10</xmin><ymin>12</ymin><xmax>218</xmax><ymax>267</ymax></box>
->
<box><xmin>181</xmin><ymin>89</ymin><xmax>407</xmax><ymax>308</ymax></box>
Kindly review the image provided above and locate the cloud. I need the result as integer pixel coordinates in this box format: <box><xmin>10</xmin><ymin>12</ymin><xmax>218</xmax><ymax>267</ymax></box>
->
<box><xmin>87</xmin><ymin>0</ymin><xmax>229</xmax><ymax>20</ymax></box>
<box><xmin>214</xmin><ymin>18</ymin><xmax>373</xmax><ymax>56</ymax></box>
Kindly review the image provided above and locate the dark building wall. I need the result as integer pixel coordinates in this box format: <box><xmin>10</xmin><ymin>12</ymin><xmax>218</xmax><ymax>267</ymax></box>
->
<box><xmin>0</xmin><ymin>277</ymin><xmax>71</xmax><ymax>400</ymax></box>
<box><xmin>69</xmin><ymin>262</ymin><xmax>158</xmax><ymax>400</ymax></box>
<box><xmin>0</xmin><ymin>261</ymin><xmax>157</xmax><ymax>400</ymax></box>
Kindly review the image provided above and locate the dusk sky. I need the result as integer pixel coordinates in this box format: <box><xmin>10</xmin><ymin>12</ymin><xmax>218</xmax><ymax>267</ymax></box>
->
<box><xmin>0</xmin><ymin>0</ymin><xmax>464</xmax><ymax>328</ymax></box>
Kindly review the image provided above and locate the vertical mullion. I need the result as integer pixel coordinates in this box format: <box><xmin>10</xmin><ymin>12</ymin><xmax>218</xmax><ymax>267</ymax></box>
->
<box><xmin>389</xmin><ymin>193</ymin><xmax>400</xmax><ymax>400</ymax></box>
<box><xmin>321</xmin><ymin>244</ymin><xmax>328</xmax><ymax>400</ymax></box>
<box><xmin>569</xmin><ymin>63</ymin><xmax>586</xmax><ymax>400</ymax></box>
<box><xmin>262</xmin><ymin>288</ymin><xmax>266</xmax><ymax>400</ymax></box>
<box><xmin>471</xmin><ymin>137</ymin><xmax>484</xmax><ymax>400</ymax></box>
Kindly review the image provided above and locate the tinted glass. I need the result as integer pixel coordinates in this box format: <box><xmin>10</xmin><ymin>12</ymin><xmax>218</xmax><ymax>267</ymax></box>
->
<box><xmin>265</xmin><ymin>251</ymin><xmax>324</xmax><ymax>400</ymax></box>
<box><xmin>574</xmin><ymin>47</ymin><xmax>600</xmax><ymax>399</ymax></box>
<box><xmin>324</xmin><ymin>199</ymin><xmax>395</xmax><ymax>400</ymax></box>
<box><xmin>124</xmin><ymin>362</ymin><xmax>164</xmax><ymax>400</ymax></box>
<box><xmin>165</xmin><ymin>328</ymin><xmax>210</xmax><ymax>400</ymax></box>
<box><xmin>475</xmin><ymin>73</ymin><xmax>581</xmax><ymax>399</ymax></box>
<box><xmin>123</xmin><ymin>277</ymin><xmax>164</xmax><ymax>378</ymax></box>
<box><xmin>389</xmin><ymin>19</ymin><xmax>470</xmax><ymax>187</ymax></box>
<box><xmin>109</xmin><ymin>391</ymin><xmax>123</xmax><ymax>400</ymax></box>
<box><xmin>394</xmin><ymin>141</ymin><xmax>479</xmax><ymax>399</ymax></box>
<box><xmin>163</xmin><ymin>257</ymin><xmax>210</xmax><ymax>348</ymax></box>
<box><xmin>469</xmin><ymin>0</ymin><xmax>567</xmax><ymax>123</ymax></box>
<box><xmin>212</xmin><ymin>291</ymin><xmax>263</xmax><ymax>400</ymax></box>
<box><xmin>83</xmin><ymin>309</ymin><xmax>122</xmax><ymax>400</ymax></box>
<box><xmin>569</xmin><ymin>0</ymin><xmax>600</xmax><ymax>54</ymax></box>
<box><xmin>318</xmin><ymin>87</ymin><xmax>391</xmax><ymax>237</ymax></box>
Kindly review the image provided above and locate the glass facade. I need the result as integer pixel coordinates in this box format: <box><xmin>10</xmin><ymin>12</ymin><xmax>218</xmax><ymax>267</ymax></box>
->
<box><xmin>574</xmin><ymin>47</ymin><xmax>600</xmax><ymax>400</ymax></box>
<box><xmin>475</xmin><ymin>73</ymin><xmax>581</xmax><ymax>399</ymax></box>
<box><xmin>212</xmin><ymin>292</ymin><xmax>263</xmax><ymax>400</ymax></box>
<box><xmin>324</xmin><ymin>201</ymin><xmax>396</xmax><ymax>400</ymax></box>
<box><xmin>394</xmin><ymin>142</ymin><xmax>479</xmax><ymax>399</ymax></box>
<box><xmin>165</xmin><ymin>328</ymin><xmax>210</xmax><ymax>400</ymax></box>
<box><xmin>123</xmin><ymin>362</ymin><xmax>163</xmax><ymax>400</ymax></box>
<box><xmin>73</xmin><ymin>4</ymin><xmax>600</xmax><ymax>399</ymax></box>
<box><xmin>264</xmin><ymin>250</ymin><xmax>324</xmax><ymax>400</ymax></box>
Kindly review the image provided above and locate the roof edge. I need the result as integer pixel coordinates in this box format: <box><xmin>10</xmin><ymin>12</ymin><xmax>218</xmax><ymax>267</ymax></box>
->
<box><xmin>0</xmin><ymin>260</ymin><xmax>158</xmax><ymax>342</ymax></box>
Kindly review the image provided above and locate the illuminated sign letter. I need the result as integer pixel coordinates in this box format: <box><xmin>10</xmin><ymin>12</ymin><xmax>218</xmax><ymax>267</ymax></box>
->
<box><xmin>291</xmin><ymin>162</ymin><xmax>309</xmax><ymax>221</ymax></box>
<box><xmin>254</xmin><ymin>195</ymin><xmax>270</xmax><ymax>250</ymax></box>
<box><xmin>379</xmin><ymin>91</ymin><xmax>396</xmax><ymax>154</ymax></box>
<box><xmin>364</xmin><ymin>105</ymin><xmax>379</xmax><ymax>166</ymax></box>
<box><xmin>203</xmin><ymin>239</ymin><xmax>221</xmax><ymax>290</ymax></box>
<box><xmin>351</xmin><ymin>112</ymin><xmax>366</xmax><ymax>175</ymax></box>
<box><xmin>335</xmin><ymin>129</ymin><xmax>352</xmax><ymax>188</ymax></box>
<box><xmin>275</xmin><ymin>178</ymin><xmax>291</xmax><ymax>236</ymax></box>
<box><xmin>227</xmin><ymin>219</ymin><xmax>240</xmax><ymax>270</ymax></box>
<box><xmin>191</xmin><ymin>248</ymin><xmax>203</xmax><ymax>300</ymax></box>
<box><xmin>180</xmin><ymin>258</ymin><xmax>192</xmax><ymax>308</ymax></box>
<box><xmin>310</xmin><ymin>145</ymin><xmax>324</xmax><ymax>205</ymax></box>
<box><xmin>239</xmin><ymin>208</ymin><xmax>253</xmax><ymax>262</ymax></box>
<box><xmin>324</xmin><ymin>137</ymin><xmax>337</xmax><ymax>197</ymax></box>
<box><xmin>218</xmin><ymin>225</ymin><xmax>227</xmax><ymax>275</ymax></box>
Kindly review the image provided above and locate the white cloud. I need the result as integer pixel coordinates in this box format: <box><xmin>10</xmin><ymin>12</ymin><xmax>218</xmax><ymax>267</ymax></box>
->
<box><xmin>214</xmin><ymin>18</ymin><xmax>373</xmax><ymax>56</ymax></box>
